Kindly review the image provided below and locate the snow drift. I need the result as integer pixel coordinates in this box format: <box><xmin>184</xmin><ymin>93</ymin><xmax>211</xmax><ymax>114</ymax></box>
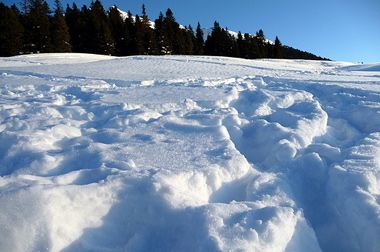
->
<box><xmin>0</xmin><ymin>54</ymin><xmax>379</xmax><ymax>252</ymax></box>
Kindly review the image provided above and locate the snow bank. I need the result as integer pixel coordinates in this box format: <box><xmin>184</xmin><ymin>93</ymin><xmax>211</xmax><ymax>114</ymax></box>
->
<box><xmin>0</xmin><ymin>54</ymin><xmax>379</xmax><ymax>251</ymax></box>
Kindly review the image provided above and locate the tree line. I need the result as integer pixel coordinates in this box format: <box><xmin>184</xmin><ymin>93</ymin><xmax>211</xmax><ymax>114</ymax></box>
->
<box><xmin>0</xmin><ymin>0</ymin><xmax>329</xmax><ymax>60</ymax></box>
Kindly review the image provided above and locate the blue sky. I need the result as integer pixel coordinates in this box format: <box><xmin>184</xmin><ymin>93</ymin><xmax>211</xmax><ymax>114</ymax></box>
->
<box><xmin>4</xmin><ymin>0</ymin><xmax>380</xmax><ymax>63</ymax></box>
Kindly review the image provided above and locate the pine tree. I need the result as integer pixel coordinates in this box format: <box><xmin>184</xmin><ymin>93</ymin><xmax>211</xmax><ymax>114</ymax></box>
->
<box><xmin>174</xmin><ymin>28</ymin><xmax>186</xmax><ymax>54</ymax></box>
<box><xmin>108</xmin><ymin>6</ymin><xmax>129</xmax><ymax>56</ymax></box>
<box><xmin>195</xmin><ymin>22</ymin><xmax>204</xmax><ymax>55</ymax></box>
<box><xmin>255</xmin><ymin>29</ymin><xmax>266</xmax><ymax>58</ymax></box>
<box><xmin>18</xmin><ymin>0</ymin><xmax>30</xmax><ymax>14</ymax></box>
<box><xmin>134</xmin><ymin>14</ymin><xmax>145</xmax><ymax>54</ymax></box>
<box><xmin>140</xmin><ymin>4</ymin><xmax>158</xmax><ymax>54</ymax></box>
<box><xmin>88</xmin><ymin>0</ymin><xmax>114</xmax><ymax>55</ymax></box>
<box><xmin>23</xmin><ymin>0</ymin><xmax>52</xmax><ymax>53</ymax></box>
<box><xmin>243</xmin><ymin>33</ymin><xmax>259</xmax><ymax>59</ymax></box>
<box><xmin>237</xmin><ymin>31</ymin><xmax>245</xmax><ymax>58</ymax></box>
<box><xmin>0</xmin><ymin>3</ymin><xmax>24</xmax><ymax>56</ymax></box>
<box><xmin>205</xmin><ymin>21</ymin><xmax>239</xmax><ymax>57</ymax></box>
<box><xmin>51</xmin><ymin>0</ymin><xmax>71</xmax><ymax>52</ymax></box>
<box><xmin>184</xmin><ymin>25</ymin><xmax>195</xmax><ymax>55</ymax></box>
<box><xmin>161</xmin><ymin>8</ymin><xmax>176</xmax><ymax>54</ymax></box>
<box><xmin>65</xmin><ymin>3</ymin><xmax>80</xmax><ymax>51</ymax></box>
<box><xmin>124</xmin><ymin>10</ymin><xmax>137</xmax><ymax>55</ymax></box>
<box><xmin>11</xmin><ymin>4</ymin><xmax>21</xmax><ymax>17</ymax></box>
<box><xmin>154</xmin><ymin>12</ymin><xmax>168</xmax><ymax>54</ymax></box>
<box><xmin>274</xmin><ymin>36</ymin><xmax>286</xmax><ymax>59</ymax></box>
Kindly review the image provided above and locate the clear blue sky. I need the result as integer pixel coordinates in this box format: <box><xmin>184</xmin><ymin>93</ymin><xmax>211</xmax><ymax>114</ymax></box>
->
<box><xmin>4</xmin><ymin>0</ymin><xmax>380</xmax><ymax>63</ymax></box>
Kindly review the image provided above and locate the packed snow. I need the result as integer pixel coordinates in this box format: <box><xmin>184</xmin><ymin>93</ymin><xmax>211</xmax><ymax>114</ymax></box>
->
<box><xmin>0</xmin><ymin>54</ymin><xmax>380</xmax><ymax>252</ymax></box>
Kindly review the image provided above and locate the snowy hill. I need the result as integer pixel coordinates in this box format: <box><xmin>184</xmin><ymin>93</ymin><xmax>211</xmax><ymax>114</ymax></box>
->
<box><xmin>0</xmin><ymin>54</ymin><xmax>380</xmax><ymax>251</ymax></box>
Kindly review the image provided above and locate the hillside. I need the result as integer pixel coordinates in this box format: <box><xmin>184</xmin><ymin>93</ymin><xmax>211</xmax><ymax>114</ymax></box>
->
<box><xmin>1</xmin><ymin>2</ymin><xmax>327</xmax><ymax>60</ymax></box>
<box><xmin>0</xmin><ymin>54</ymin><xmax>380</xmax><ymax>251</ymax></box>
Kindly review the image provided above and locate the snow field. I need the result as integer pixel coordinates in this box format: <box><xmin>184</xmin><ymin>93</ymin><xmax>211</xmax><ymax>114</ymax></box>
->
<box><xmin>0</xmin><ymin>54</ymin><xmax>380</xmax><ymax>251</ymax></box>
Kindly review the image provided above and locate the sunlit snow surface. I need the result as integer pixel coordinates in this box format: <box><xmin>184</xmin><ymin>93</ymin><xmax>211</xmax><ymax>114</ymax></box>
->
<box><xmin>1</xmin><ymin>54</ymin><xmax>380</xmax><ymax>252</ymax></box>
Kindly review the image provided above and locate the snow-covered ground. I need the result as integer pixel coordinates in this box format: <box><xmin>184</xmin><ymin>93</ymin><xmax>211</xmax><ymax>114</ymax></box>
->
<box><xmin>0</xmin><ymin>54</ymin><xmax>379</xmax><ymax>252</ymax></box>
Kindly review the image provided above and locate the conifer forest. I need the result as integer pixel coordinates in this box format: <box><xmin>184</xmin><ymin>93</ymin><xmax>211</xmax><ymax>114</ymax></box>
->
<box><xmin>0</xmin><ymin>0</ymin><xmax>329</xmax><ymax>60</ymax></box>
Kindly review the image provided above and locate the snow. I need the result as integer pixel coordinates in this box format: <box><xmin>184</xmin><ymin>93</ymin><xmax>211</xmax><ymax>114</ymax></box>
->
<box><xmin>0</xmin><ymin>53</ymin><xmax>380</xmax><ymax>252</ymax></box>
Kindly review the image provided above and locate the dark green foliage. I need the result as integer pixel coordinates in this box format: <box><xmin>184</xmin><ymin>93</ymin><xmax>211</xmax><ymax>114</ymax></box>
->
<box><xmin>124</xmin><ymin>11</ymin><xmax>137</xmax><ymax>55</ymax></box>
<box><xmin>1</xmin><ymin>0</ymin><xmax>328</xmax><ymax>60</ymax></box>
<box><xmin>108</xmin><ymin>6</ymin><xmax>130</xmax><ymax>55</ymax></box>
<box><xmin>51</xmin><ymin>0</ymin><xmax>71</xmax><ymax>52</ymax></box>
<box><xmin>162</xmin><ymin>8</ymin><xmax>178</xmax><ymax>54</ymax></box>
<box><xmin>184</xmin><ymin>25</ymin><xmax>195</xmax><ymax>55</ymax></box>
<box><xmin>139</xmin><ymin>5</ymin><xmax>158</xmax><ymax>55</ymax></box>
<box><xmin>23</xmin><ymin>0</ymin><xmax>52</xmax><ymax>53</ymax></box>
<box><xmin>87</xmin><ymin>0</ymin><xmax>114</xmax><ymax>55</ymax></box>
<box><xmin>284</xmin><ymin>46</ymin><xmax>329</xmax><ymax>60</ymax></box>
<box><xmin>274</xmin><ymin>36</ymin><xmax>285</xmax><ymax>59</ymax></box>
<box><xmin>18</xmin><ymin>0</ymin><xmax>30</xmax><ymax>14</ymax></box>
<box><xmin>154</xmin><ymin>8</ymin><xmax>189</xmax><ymax>55</ymax></box>
<box><xmin>204</xmin><ymin>22</ymin><xmax>239</xmax><ymax>57</ymax></box>
<box><xmin>255</xmin><ymin>29</ymin><xmax>267</xmax><ymax>58</ymax></box>
<box><xmin>154</xmin><ymin>12</ymin><xmax>168</xmax><ymax>54</ymax></box>
<box><xmin>0</xmin><ymin>3</ymin><xmax>24</xmax><ymax>56</ymax></box>
<box><xmin>195</xmin><ymin>22</ymin><xmax>204</xmax><ymax>55</ymax></box>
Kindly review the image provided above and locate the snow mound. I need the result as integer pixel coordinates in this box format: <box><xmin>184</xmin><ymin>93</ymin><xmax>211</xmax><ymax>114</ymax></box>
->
<box><xmin>0</xmin><ymin>54</ymin><xmax>380</xmax><ymax>252</ymax></box>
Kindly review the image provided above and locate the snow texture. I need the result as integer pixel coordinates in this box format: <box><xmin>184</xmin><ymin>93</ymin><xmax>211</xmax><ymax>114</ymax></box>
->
<box><xmin>0</xmin><ymin>54</ymin><xmax>380</xmax><ymax>252</ymax></box>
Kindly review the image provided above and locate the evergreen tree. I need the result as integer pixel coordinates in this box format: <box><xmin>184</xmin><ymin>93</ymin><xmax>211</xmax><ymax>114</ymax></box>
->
<box><xmin>18</xmin><ymin>0</ymin><xmax>30</xmax><ymax>14</ymax></box>
<box><xmin>0</xmin><ymin>3</ymin><xmax>24</xmax><ymax>56</ymax></box>
<box><xmin>173</xmin><ymin>28</ymin><xmax>186</xmax><ymax>54</ymax></box>
<box><xmin>134</xmin><ymin>14</ymin><xmax>145</xmax><ymax>54</ymax></box>
<box><xmin>154</xmin><ymin>12</ymin><xmax>169</xmax><ymax>54</ymax></box>
<box><xmin>108</xmin><ymin>6</ymin><xmax>129</xmax><ymax>56</ymax></box>
<box><xmin>243</xmin><ymin>33</ymin><xmax>259</xmax><ymax>59</ymax></box>
<box><xmin>162</xmin><ymin>8</ymin><xmax>176</xmax><ymax>54</ymax></box>
<box><xmin>65</xmin><ymin>3</ymin><xmax>79</xmax><ymax>51</ymax></box>
<box><xmin>140</xmin><ymin>4</ymin><xmax>158</xmax><ymax>54</ymax></box>
<box><xmin>88</xmin><ymin>0</ymin><xmax>114</xmax><ymax>55</ymax></box>
<box><xmin>205</xmin><ymin>21</ymin><xmax>239</xmax><ymax>57</ymax></box>
<box><xmin>195</xmin><ymin>22</ymin><xmax>204</xmax><ymax>55</ymax></box>
<box><xmin>11</xmin><ymin>4</ymin><xmax>21</xmax><ymax>17</ymax></box>
<box><xmin>23</xmin><ymin>0</ymin><xmax>52</xmax><ymax>53</ymax></box>
<box><xmin>237</xmin><ymin>31</ymin><xmax>245</xmax><ymax>58</ymax></box>
<box><xmin>255</xmin><ymin>29</ymin><xmax>266</xmax><ymax>58</ymax></box>
<box><xmin>274</xmin><ymin>36</ymin><xmax>285</xmax><ymax>58</ymax></box>
<box><xmin>51</xmin><ymin>0</ymin><xmax>71</xmax><ymax>52</ymax></box>
<box><xmin>124</xmin><ymin>10</ymin><xmax>137</xmax><ymax>55</ymax></box>
<box><xmin>65</xmin><ymin>3</ymin><xmax>92</xmax><ymax>53</ymax></box>
<box><xmin>184</xmin><ymin>25</ymin><xmax>195</xmax><ymax>55</ymax></box>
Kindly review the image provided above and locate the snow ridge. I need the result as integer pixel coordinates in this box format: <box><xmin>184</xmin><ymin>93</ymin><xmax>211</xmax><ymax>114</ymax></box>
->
<box><xmin>0</xmin><ymin>54</ymin><xmax>380</xmax><ymax>252</ymax></box>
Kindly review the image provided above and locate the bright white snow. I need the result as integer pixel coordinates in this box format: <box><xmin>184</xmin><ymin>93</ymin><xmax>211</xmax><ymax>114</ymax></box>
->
<box><xmin>0</xmin><ymin>54</ymin><xmax>380</xmax><ymax>252</ymax></box>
